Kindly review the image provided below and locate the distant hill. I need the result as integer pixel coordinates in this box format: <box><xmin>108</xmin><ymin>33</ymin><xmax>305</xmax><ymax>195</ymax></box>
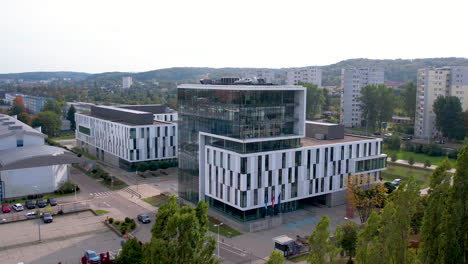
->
<box><xmin>3</xmin><ymin>58</ymin><xmax>468</xmax><ymax>86</ymax></box>
<box><xmin>0</xmin><ymin>71</ymin><xmax>90</xmax><ymax>81</ymax></box>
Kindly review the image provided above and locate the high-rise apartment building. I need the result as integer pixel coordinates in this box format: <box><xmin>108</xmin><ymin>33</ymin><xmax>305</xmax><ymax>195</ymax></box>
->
<box><xmin>122</xmin><ymin>76</ymin><xmax>133</xmax><ymax>89</ymax></box>
<box><xmin>5</xmin><ymin>93</ymin><xmax>53</xmax><ymax>114</ymax></box>
<box><xmin>178</xmin><ymin>78</ymin><xmax>386</xmax><ymax>222</ymax></box>
<box><xmin>286</xmin><ymin>67</ymin><xmax>322</xmax><ymax>86</ymax></box>
<box><xmin>75</xmin><ymin>105</ymin><xmax>177</xmax><ymax>171</ymax></box>
<box><xmin>341</xmin><ymin>67</ymin><xmax>384</xmax><ymax>127</ymax></box>
<box><xmin>415</xmin><ymin>67</ymin><xmax>468</xmax><ymax>138</ymax></box>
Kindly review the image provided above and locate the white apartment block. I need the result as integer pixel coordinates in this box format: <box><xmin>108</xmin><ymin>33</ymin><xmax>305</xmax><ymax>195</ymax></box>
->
<box><xmin>341</xmin><ymin>67</ymin><xmax>385</xmax><ymax>127</ymax></box>
<box><xmin>122</xmin><ymin>76</ymin><xmax>133</xmax><ymax>89</ymax></box>
<box><xmin>75</xmin><ymin>105</ymin><xmax>177</xmax><ymax>171</ymax></box>
<box><xmin>415</xmin><ymin>66</ymin><xmax>468</xmax><ymax>138</ymax></box>
<box><xmin>286</xmin><ymin>67</ymin><xmax>322</xmax><ymax>86</ymax></box>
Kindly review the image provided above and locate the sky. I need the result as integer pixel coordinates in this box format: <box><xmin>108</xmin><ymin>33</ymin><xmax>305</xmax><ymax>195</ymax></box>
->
<box><xmin>2</xmin><ymin>0</ymin><xmax>468</xmax><ymax>74</ymax></box>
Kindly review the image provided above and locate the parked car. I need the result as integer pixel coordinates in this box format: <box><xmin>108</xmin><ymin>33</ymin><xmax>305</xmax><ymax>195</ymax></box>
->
<box><xmin>25</xmin><ymin>200</ymin><xmax>35</xmax><ymax>209</ymax></box>
<box><xmin>2</xmin><ymin>204</ymin><xmax>11</xmax><ymax>213</ymax></box>
<box><xmin>36</xmin><ymin>199</ymin><xmax>46</xmax><ymax>208</ymax></box>
<box><xmin>391</xmin><ymin>179</ymin><xmax>402</xmax><ymax>186</ymax></box>
<box><xmin>47</xmin><ymin>198</ymin><xmax>57</xmax><ymax>206</ymax></box>
<box><xmin>401</xmin><ymin>135</ymin><xmax>413</xmax><ymax>141</ymax></box>
<box><xmin>0</xmin><ymin>218</ymin><xmax>6</xmax><ymax>223</ymax></box>
<box><xmin>384</xmin><ymin>133</ymin><xmax>393</xmax><ymax>137</ymax></box>
<box><xmin>43</xmin><ymin>212</ymin><xmax>53</xmax><ymax>223</ymax></box>
<box><xmin>373</xmin><ymin>132</ymin><xmax>381</xmax><ymax>136</ymax></box>
<box><xmin>25</xmin><ymin>212</ymin><xmax>37</xmax><ymax>218</ymax></box>
<box><xmin>137</xmin><ymin>214</ymin><xmax>151</xmax><ymax>224</ymax></box>
<box><xmin>84</xmin><ymin>250</ymin><xmax>100</xmax><ymax>264</ymax></box>
<box><xmin>12</xmin><ymin>203</ymin><xmax>24</xmax><ymax>211</ymax></box>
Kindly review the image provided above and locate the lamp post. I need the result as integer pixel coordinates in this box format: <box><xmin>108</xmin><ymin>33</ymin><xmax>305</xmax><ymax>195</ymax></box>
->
<box><xmin>214</xmin><ymin>222</ymin><xmax>223</xmax><ymax>258</ymax></box>
<box><xmin>74</xmin><ymin>183</ymin><xmax>77</xmax><ymax>201</ymax></box>
<box><xmin>33</xmin><ymin>185</ymin><xmax>41</xmax><ymax>241</ymax></box>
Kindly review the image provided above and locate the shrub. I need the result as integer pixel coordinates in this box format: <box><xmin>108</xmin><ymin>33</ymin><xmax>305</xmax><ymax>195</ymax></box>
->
<box><xmin>346</xmin><ymin>259</ymin><xmax>354</xmax><ymax>264</ymax></box>
<box><xmin>408</xmin><ymin>156</ymin><xmax>415</xmax><ymax>166</ymax></box>
<box><xmin>124</xmin><ymin>217</ymin><xmax>131</xmax><ymax>223</ymax></box>
<box><xmin>108</xmin><ymin>218</ymin><xmax>114</xmax><ymax>224</ymax></box>
<box><xmin>390</xmin><ymin>153</ymin><xmax>397</xmax><ymax>162</ymax></box>
<box><xmin>414</xmin><ymin>144</ymin><xmax>424</xmax><ymax>153</ymax></box>
<box><xmin>130</xmin><ymin>222</ymin><xmax>136</xmax><ymax>230</ymax></box>
<box><xmin>424</xmin><ymin>160</ymin><xmax>431</xmax><ymax>168</ymax></box>
<box><xmin>427</xmin><ymin>144</ymin><xmax>443</xmax><ymax>156</ymax></box>
<box><xmin>114</xmin><ymin>220</ymin><xmax>121</xmax><ymax>225</ymax></box>
<box><xmin>384</xmin><ymin>135</ymin><xmax>401</xmax><ymax>150</ymax></box>
<box><xmin>448</xmin><ymin>149</ymin><xmax>459</xmax><ymax>159</ymax></box>
<box><xmin>120</xmin><ymin>225</ymin><xmax>126</xmax><ymax>235</ymax></box>
<box><xmin>149</xmin><ymin>161</ymin><xmax>159</xmax><ymax>171</ymax></box>
<box><xmin>56</xmin><ymin>181</ymin><xmax>79</xmax><ymax>194</ymax></box>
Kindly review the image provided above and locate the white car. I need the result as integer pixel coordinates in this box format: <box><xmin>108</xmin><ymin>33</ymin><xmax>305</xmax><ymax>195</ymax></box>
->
<box><xmin>12</xmin><ymin>203</ymin><xmax>24</xmax><ymax>211</ymax></box>
<box><xmin>25</xmin><ymin>212</ymin><xmax>37</xmax><ymax>218</ymax></box>
<box><xmin>391</xmin><ymin>179</ymin><xmax>402</xmax><ymax>186</ymax></box>
<box><xmin>384</xmin><ymin>133</ymin><xmax>392</xmax><ymax>137</ymax></box>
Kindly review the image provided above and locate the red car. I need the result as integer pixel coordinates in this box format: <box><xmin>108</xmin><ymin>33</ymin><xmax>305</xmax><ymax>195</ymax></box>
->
<box><xmin>2</xmin><ymin>204</ymin><xmax>11</xmax><ymax>213</ymax></box>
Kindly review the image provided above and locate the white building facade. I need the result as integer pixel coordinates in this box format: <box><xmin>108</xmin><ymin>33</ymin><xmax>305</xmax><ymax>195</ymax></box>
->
<box><xmin>178</xmin><ymin>81</ymin><xmax>386</xmax><ymax>222</ymax></box>
<box><xmin>341</xmin><ymin>67</ymin><xmax>385</xmax><ymax>127</ymax></box>
<box><xmin>286</xmin><ymin>67</ymin><xmax>322</xmax><ymax>86</ymax></box>
<box><xmin>415</xmin><ymin>66</ymin><xmax>468</xmax><ymax>138</ymax></box>
<box><xmin>122</xmin><ymin>76</ymin><xmax>133</xmax><ymax>89</ymax></box>
<box><xmin>0</xmin><ymin>114</ymin><xmax>78</xmax><ymax>201</ymax></box>
<box><xmin>76</xmin><ymin>105</ymin><xmax>177</xmax><ymax>170</ymax></box>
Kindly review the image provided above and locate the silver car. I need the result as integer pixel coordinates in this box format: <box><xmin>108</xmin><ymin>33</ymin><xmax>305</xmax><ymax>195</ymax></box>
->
<box><xmin>12</xmin><ymin>203</ymin><xmax>24</xmax><ymax>211</ymax></box>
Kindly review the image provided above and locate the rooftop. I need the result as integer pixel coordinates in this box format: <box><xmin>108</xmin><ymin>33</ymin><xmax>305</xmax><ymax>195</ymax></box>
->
<box><xmin>178</xmin><ymin>84</ymin><xmax>305</xmax><ymax>91</ymax></box>
<box><xmin>0</xmin><ymin>145</ymin><xmax>81</xmax><ymax>171</ymax></box>
<box><xmin>0</xmin><ymin>114</ymin><xmax>45</xmax><ymax>138</ymax></box>
<box><xmin>301</xmin><ymin>135</ymin><xmax>379</xmax><ymax>147</ymax></box>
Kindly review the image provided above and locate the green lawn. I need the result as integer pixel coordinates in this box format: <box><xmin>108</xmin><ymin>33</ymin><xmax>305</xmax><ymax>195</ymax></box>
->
<box><xmin>290</xmin><ymin>254</ymin><xmax>308</xmax><ymax>262</ymax></box>
<box><xmin>142</xmin><ymin>195</ymin><xmax>169</xmax><ymax>207</ymax></box>
<box><xmin>207</xmin><ymin>216</ymin><xmax>242</xmax><ymax>238</ymax></box>
<box><xmin>383</xmin><ymin>147</ymin><xmax>455</xmax><ymax>167</ymax></box>
<box><xmin>50</xmin><ymin>131</ymin><xmax>75</xmax><ymax>140</ymax></box>
<box><xmin>382</xmin><ymin>163</ymin><xmax>434</xmax><ymax>188</ymax></box>
<box><xmin>95</xmin><ymin>210</ymin><xmax>109</xmax><ymax>215</ymax></box>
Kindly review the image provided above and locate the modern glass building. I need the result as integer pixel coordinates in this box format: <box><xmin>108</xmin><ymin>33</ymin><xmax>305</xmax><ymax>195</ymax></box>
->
<box><xmin>178</xmin><ymin>80</ymin><xmax>386</xmax><ymax>222</ymax></box>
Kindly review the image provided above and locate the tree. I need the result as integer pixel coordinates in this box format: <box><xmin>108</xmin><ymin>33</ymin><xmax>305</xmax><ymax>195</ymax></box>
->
<box><xmin>384</xmin><ymin>135</ymin><xmax>400</xmax><ymax>150</ymax></box>
<box><xmin>307</xmin><ymin>215</ymin><xmax>340</xmax><ymax>264</ymax></box>
<box><xmin>359</xmin><ymin>84</ymin><xmax>396</xmax><ymax>131</ymax></box>
<box><xmin>31</xmin><ymin>111</ymin><xmax>62</xmax><ymax>136</ymax></box>
<box><xmin>42</xmin><ymin>99</ymin><xmax>62</xmax><ymax>116</ymax></box>
<box><xmin>17</xmin><ymin>112</ymin><xmax>31</xmax><ymax>125</ymax></box>
<box><xmin>464</xmin><ymin>110</ymin><xmax>468</xmax><ymax>137</ymax></box>
<box><xmin>423</xmin><ymin>160</ymin><xmax>431</xmax><ymax>168</ymax></box>
<box><xmin>266</xmin><ymin>250</ymin><xmax>284</xmax><ymax>264</ymax></box>
<box><xmin>143</xmin><ymin>196</ymin><xmax>219</xmax><ymax>264</ymax></box>
<box><xmin>10</xmin><ymin>96</ymin><xmax>26</xmax><ymax>115</ymax></box>
<box><xmin>408</xmin><ymin>156</ymin><xmax>415</xmax><ymax>166</ymax></box>
<box><xmin>67</xmin><ymin>105</ymin><xmax>76</xmax><ymax>130</ymax></box>
<box><xmin>390</xmin><ymin>153</ymin><xmax>397</xmax><ymax>162</ymax></box>
<box><xmin>356</xmin><ymin>177</ymin><xmax>420</xmax><ymax>264</ymax></box>
<box><xmin>334</xmin><ymin>221</ymin><xmax>359</xmax><ymax>262</ymax></box>
<box><xmin>401</xmin><ymin>82</ymin><xmax>417</xmax><ymax>119</ymax></box>
<box><xmin>433</xmin><ymin>96</ymin><xmax>464</xmax><ymax>140</ymax></box>
<box><xmin>300</xmin><ymin>82</ymin><xmax>325</xmax><ymax>120</ymax></box>
<box><xmin>346</xmin><ymin>174</ymin><xmax>387</xmax><ymax>223</ymax></box>
<box><xmin>419</xmin><ymin>160</ymin><xmax>452</xmax><ymax>263</ymax></box>
<box><xmin>115</xmin><ymin>237</ymin><xmax>143</xmax><ymax>264</ymax></box>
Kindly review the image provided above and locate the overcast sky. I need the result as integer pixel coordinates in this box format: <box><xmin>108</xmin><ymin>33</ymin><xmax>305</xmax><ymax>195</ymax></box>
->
<box><xmin>2</xmin><ymin>0</ymin><xmax>467</xmax><ymax>74</ymax></box>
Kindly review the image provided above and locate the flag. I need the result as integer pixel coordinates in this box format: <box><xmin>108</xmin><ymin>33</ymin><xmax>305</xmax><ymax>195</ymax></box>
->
<box><xmin>277</xmin><ymin>192</ymin><xmax>281</xmax><ymax>208</ymax></box>
<box><xmin>271</xmin><ymin>193</ymin><xmax>275</xmax><ymax>208</ymax></box>
<box><xmin>264</xmin><ymin>195</ymin><xmax>268</xmax><ymax>211</ymax></box>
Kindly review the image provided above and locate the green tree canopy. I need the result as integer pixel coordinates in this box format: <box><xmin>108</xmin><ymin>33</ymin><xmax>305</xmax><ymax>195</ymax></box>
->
<box><xmin>115</xmin><ymin>237</ymin><xmax>143</xmax><ymax>264</ymax></box>
<box><xmin>307</xmin><ymin>215</ymin><xmax>340</xmax><ymax>264</ymax></box>
<box><xmin>334</xmin><ymin>221</ymin><xmax>359</xmax><ymax>261</ymax></box>
<box><xmin>42</xmin><ymin>99</ymin><xmax>62</xmax><ymax>116</ymax></box>
<box><xmin>31</xmin><ymin>111</ymin><xmax>62</xmax><ymax>136</ymax></box>
<box><xmin>17</xmin><ymin>112</ymin><xmax>32</xmax><ymax>125</ymax></box>
<box><xmin>433</xmin><ymin>96</ymin><xmax>464</xmax><ymax>139</ymax></box>
<box><xmin>300</xmin><ymin>82</ymin><xmax>325</xmax><ymax>120</ymax></box>
<box><xmin>359</xmin><ymin>84</ymin><xmax>396</xmax><ymax>131</ymax></box>
<box><xmin>401</xmin><ymin>82</ymin><xmax>417</xmax><ymax>119</ymax></box>
<box><xmin>66</xmin><ymin>105</ymin><xmax>76</xmax><ymax>130</ymax></box>
<box><xmin>266</xmin><ymin>250</ymin><xmax>285</xmax><ymax>264</ymax></box>
<box><xmin>143</xmin><ymin>196</ymin><xmax>219</xmax><ymax>264</ymax></box>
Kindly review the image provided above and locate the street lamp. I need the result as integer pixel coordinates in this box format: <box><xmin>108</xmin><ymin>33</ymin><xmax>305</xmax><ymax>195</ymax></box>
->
<box><xmin>74</xmin><ymin>183</ymin><xmax>77</xmax><ymax>201</ymax></box>
<box><xmin>214</xmin><ymin>222</ymin><xmax>223</xmax><ymax>258</ymax></box>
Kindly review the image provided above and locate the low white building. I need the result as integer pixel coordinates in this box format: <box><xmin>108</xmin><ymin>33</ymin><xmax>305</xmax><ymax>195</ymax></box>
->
<box><xmin>0</xmin><ymin>114</ymin><xmax>79</xmax><ymax>201</ymax></box>
<box><xmin>75</xmin><ymin>105</ymin><xmax>178</xmax><ymax>171</ymax></box>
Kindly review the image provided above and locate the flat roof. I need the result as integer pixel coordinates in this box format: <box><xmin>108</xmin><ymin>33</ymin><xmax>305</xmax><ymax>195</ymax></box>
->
<box><xmin>79</xmin><ymin>112</ymin><xmax>173</xmax><ymax>126</ymax></box>
<box><xmin>178</xmin><ymin>84</ymin><xmax>305</xmax><ymax>91</ymax></box>
<box><xmin>301</xmin><ymin>135</ymin><xmax>379</xmax><ymax>147</ymax></box>
<box><xmin>95</xmin><ymin>105</ymin><xmax>149</xmax><ymax>114</ymax></box>
<box><xmin>306</xmin><ymin>120</ymin><xmax>339</xmax><ymax>126</ymax></box>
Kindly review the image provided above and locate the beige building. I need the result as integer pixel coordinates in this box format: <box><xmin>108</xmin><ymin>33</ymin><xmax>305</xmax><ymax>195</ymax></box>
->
<box><xmin>415</xmin><ymin>66</ymin><xmax>468</xmax><ymax>138</ymax></box>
